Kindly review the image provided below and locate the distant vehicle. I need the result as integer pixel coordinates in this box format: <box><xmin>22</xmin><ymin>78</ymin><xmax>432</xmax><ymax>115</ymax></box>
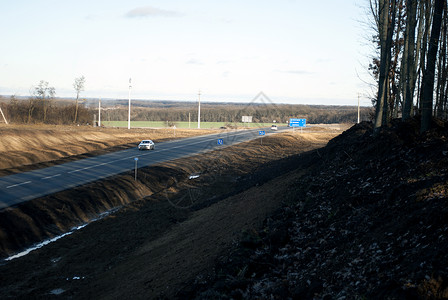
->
<box><xmin>138</xmin><ymin>140</ymin><xmax>155</xmax><ymax>150</ymax></box>
<box><xmin>271</xmin><ymin>125</ymin><xmax>278</xmax><ymax>131</ymax></box>
<box><xmin>219</xmin><ymin>126</ymin><xmax>227</xmax><ymax>129</ymax></box>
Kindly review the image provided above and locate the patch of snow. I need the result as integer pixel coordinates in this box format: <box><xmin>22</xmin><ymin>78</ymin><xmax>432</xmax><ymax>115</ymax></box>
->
<box><xmin>50</xmin><ymin>288</ymin><xmax>65</xmax><ymax>295</ymax></box>
<box><xmin>5</xmin><ymin>224</ymin><xmax>88</xmax><ymax>261</ymax></box>
<box><xmin>67</xmin><ymin>276</ymin><xmax>85</xmax><ymax>280</ymax></box>
<box><xmin>4</xmin><ymin>207</ymin><xmax>121</xmax><ymax>262</ymax></box>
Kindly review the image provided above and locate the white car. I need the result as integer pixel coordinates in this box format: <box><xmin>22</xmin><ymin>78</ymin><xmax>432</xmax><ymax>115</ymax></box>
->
<box><xmin>271</xmin><ymin>125</ymin><xmax>278</xmax><ymax>131</ymax></box>
<box><xmin>138</xmin><ymin>140</ymin><xmax>155</xmax><ymax>150</ymax></box>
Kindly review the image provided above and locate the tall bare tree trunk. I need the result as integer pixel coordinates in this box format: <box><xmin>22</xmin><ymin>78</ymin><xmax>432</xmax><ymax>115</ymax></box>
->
<box><xmin>74</xmin><ymin>93</ymin><xmax>79</xmax><ymax>124</ymax></box>
<box><xmin>43</xmin><ymin>99</ymin><xmax>48</xmax><ymax>123</ymax></box>
<box><xmin>73</xmin><ymin>76</ymin><xmax>85</xmax><ymax>124</ymax></box>
<box><xmin>375</xmin><ymin>0</ymin><xmax>396</xmax><ymax>131</ymax></box>
<box><xmin>392</xmin><ymin>0</ymin><xmax>404</xmax><ymax>119</ymax></box>
<box><xmin>421</xmin><ymin>0</ymin><xmax>445</xmax><ymax>132</ymax></box>
<box><xmin>27</xmin><ymin>98</ymin><xmax>35</xmax><ymax>124</ymax></box>
<box><xmin>402</xmin><ymin>0</ymin><xmax>418</xmax><ymax>119</ymax></box>
<box><xmin>435</xmin><ymin>6</ymin><xmax>447</xmax><ymax>118</ymax></box>
<box><xmin>412</xmin><ymin>2</ymin><xmax>427</xmax><ymax>114</ymax></box>
<box><xmin>418</xmin><ymin>0</ymin><xmax>433</xmax><ymax>112</ymax></box>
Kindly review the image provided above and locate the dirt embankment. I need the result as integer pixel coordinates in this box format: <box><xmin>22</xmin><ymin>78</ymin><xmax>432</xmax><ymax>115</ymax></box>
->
<box><xmin>0</xmin><ymin>129</ymin><xmax>336</xmax><ymax>260</ymax></box>
<box><xmin>0</xmin><ymin>124</ymin><xmax>341</xmax><ymax>300</ymax></box>
<box><xmin>182</xmin><ymin>118</ymin><xmax>448</xmax><ymax>299</ymax></box>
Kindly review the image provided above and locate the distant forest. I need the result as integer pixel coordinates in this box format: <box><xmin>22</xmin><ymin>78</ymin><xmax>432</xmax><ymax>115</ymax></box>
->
<box><xmin>0</xmin><ymin>96</ymin><xmax>372</xmax><ymax>125</ymax></box>
<box><xmin>100</xmin><ymin>100</ymin><xmax>372</xmax><ymax>124</ymax></box>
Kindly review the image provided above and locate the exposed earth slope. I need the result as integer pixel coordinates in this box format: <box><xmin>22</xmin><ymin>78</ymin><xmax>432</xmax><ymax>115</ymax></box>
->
<box><xmin>184</xmin><ymin>118</ymin><xmax>448</xmax><ymax>299</ymax></box>
<box><xmin>0</xmin><ymin>125</ymin><xmax>339</xmax><ymax>299</ymax></box>
<box><xmin>1</xmin><ymin>119</ymin><xmax>447</xmax><ymax>299</ymax></box>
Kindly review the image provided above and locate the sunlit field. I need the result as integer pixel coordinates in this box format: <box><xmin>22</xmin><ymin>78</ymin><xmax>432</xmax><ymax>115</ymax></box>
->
<box><xmin>101</xmin><ymin>121</ymin><xmax>281</xmax><ymax>129</ymax></box>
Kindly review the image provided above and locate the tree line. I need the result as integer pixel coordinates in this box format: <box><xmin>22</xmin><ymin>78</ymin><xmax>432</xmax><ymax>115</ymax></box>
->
<box><xmin>0</xmin><ymin>95</ymin><xmax>371</xmax><ymax>125</ymax></box>
<box><xmin>370</xmin><ymin>0</ymin><xmax>447</xmax><ymax>132</ymax></box>
<box><xmin>3</xmin><ymin>95</ymin><xmax>92</xmax><ymax>125</ymax></box>
<box><xmin>95</xmin><ymin>103</ymin><xmax>371</xmax><ymax>124</ymax></box>
<box><xmin>0</xmin><ymin>76</ymin><xmax>90</xmax><ymax>125</ymax></box>
<box><xmin>0</xmin><ymin>73</ymin><xmax>371</xmax><ymax>125</ymax></box>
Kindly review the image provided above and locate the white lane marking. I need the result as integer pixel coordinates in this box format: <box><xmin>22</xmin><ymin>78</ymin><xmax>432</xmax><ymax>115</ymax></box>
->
<box><xmin>66</xmin><ymin>135</ymin><xmax>223</xmax><ymax>173</ymax></box>
<box><xmin>68</xmin><ymin>167</ymin><xmax>92</xmax><ymax>174</ymax></box>
<box><xmin>42</xmin><ymin>174</ymin><xmax>62</xmax><ymax>180</ymax></box>
<box><xmin>153</xmin><ymin>130</ymin><xmax>253</xmax><ymax>152</ymax></box>
<box><xmin>67</xmin><ymin>161</ymin><xmax>111</xmax><ymax>174</ymax></box>
<box><xmin>6</xmin><ymin>181</ymin><xmax>32</xmax><ymax>189</ymax></box>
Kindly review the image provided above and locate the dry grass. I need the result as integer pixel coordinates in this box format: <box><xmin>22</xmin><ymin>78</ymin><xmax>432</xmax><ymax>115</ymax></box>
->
<box><xmin>0</xmin><ymin>124</ymin><xmax>214</xmax><ymax>170</ymax></box>
<box><xmin>0</xmin><ymin>123</ymin><xmax>344</xmax><ymax>171</ymax></box>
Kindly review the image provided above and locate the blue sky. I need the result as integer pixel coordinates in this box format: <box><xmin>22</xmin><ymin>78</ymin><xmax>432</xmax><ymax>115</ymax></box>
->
<box><xmin>0</xmin><ymin>0</ymin><xmax>372</xmax><ymax>106</ymax></box>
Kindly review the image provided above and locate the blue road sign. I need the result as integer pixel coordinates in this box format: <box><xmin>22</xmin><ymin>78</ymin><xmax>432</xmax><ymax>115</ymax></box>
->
<box><xmin>289</xmin><ymin>118</ymin><xmax>306</xmax><ymax>127</ymax></box>
<box><xmin>259</xmin><ymin>130</ymin><xmax>265</xmax><ymax>135</ymax></box>
<box><xmin>217</xmin><ymin>138</ymin><xmax>224</xmax><ymax>145</ymax></box>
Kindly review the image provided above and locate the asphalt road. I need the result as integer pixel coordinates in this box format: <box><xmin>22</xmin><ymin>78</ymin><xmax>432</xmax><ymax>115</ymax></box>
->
<box><xmin>0</xmin><ymin>127</ymin><xmax>284</xmax><ymax>209</ymax></box>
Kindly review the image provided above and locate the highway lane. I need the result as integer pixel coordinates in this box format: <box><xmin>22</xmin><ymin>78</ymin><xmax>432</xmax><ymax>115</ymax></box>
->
<box><xmin>0</xmin><ymin>127</ymin><xmax>284</xmax><ymax>209</ymax></box>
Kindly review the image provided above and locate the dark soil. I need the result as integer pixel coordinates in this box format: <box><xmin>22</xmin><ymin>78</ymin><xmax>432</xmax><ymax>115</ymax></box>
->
<box><xmin>184</xmin><ymin>118</ymin><xmax>448</xmax><ymax>299</ymax></box>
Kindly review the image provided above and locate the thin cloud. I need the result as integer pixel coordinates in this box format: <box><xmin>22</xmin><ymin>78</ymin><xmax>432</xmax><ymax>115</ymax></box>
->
<box><xmin>186</xmin><ymin>59</ymin><xmax>204</xmax><ymax>65</ymax></box>
<box><xmin>216</xmin><ymin>60</ymin><xmax>234</xmax><ymax>64</ymax></box>
<box><xmin>278</xmin><ymin>70</ymin><xmax>314</xmax><ymax>75</ymax></box>
<box><xmin>315</xmin><ymin>58</ymin><xmax>332</xmax><ymax>64</ymax></box>
<box><xmin>219</xmin><ymin>18</ymin><xmax>233</xmax><ymax>24</ymax></box>
<box><xmin>84</xmin><ymin>14</ymin><xmax>98</xmax><ymax>21</ymax></box>
<box><xmin>125</xmin><ymin>6</ymin><xmax>182</xmax><ymax>18</ymax></box>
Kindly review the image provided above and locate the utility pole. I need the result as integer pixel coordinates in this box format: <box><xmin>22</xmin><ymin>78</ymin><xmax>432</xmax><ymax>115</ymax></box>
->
<box><xmin>357</xmin><ymin>93</ymin><xmax>360</xmax><ymax>124</ymax></box>
<box><xmin>98</xmin><ymin>97</ymin><xmax>101</xmax><ymax>127</ymax></box>
<box><xmin>197</xmin><ymin>90</ymin><xmax>201</xmax><ymax>129</ymax></box>
<box><xmin>128</xmin><ymin>78</ymin><xmax>132</xmax><ymax>130</ymax></box>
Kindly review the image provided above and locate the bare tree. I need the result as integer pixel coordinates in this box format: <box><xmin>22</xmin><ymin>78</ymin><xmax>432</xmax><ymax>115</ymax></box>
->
<box><xmin>26</xmin><ymin>92</ymin><xmax>36</xmax><ymax>123</ymax></box>
<box><xmin>391</xmin><ymin>0</ymin><xmax>404</xmax><ymax>119</ymax></box>
<box><xmin>31</xmin><ymin>80</ymin><xmax>55</xmax><ymax>123</ymax></box>
<box><xmin>401</xmin><ymin>0</ymin><xmax>419</xmax><ymax>120</ymax></box>
<box><xmin>373</xmin><ymin>0</ymin><xmax>397</xmax><ymax>132</ymax></box>
<box><xmin>420</xmin><ymin>0</ymin><xmax>445</xmax><ymax>132</ymax></box>
<box><xmin>435</xmin><ymin>5</ymin><xmax>447</xmax><ymax>118</ymax></box>
<box><xmin>368</xmin><ymin>0</ymin><xmax>448</xmax><ymax>129</ymax></box>
<box><xmin>73</xmin><ymin>76</ymin><xmax>86</xmax><ymax>124</ymax></box>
